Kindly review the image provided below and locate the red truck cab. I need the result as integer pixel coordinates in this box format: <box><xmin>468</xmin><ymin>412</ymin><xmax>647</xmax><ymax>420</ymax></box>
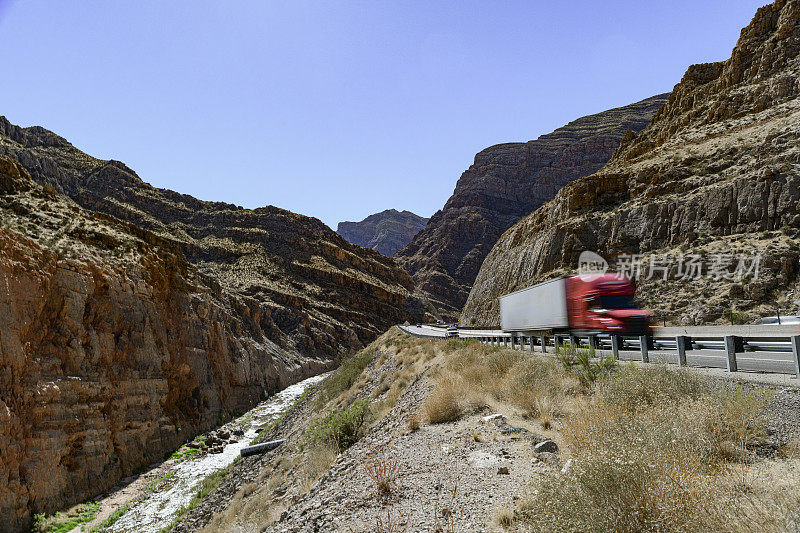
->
<box><xmin>565</xmin><ymin>274</ymin><xmax>652</xmax><ymax>334</ymax></box>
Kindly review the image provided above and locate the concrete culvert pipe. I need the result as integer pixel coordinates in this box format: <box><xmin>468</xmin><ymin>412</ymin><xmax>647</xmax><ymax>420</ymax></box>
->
<box><xmin>239</xmin><ymin>439</ymin><xmax>285</xmax><ymax>457</ymax></box>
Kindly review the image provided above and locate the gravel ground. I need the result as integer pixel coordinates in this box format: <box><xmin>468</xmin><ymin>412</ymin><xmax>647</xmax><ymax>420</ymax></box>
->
<box><xmin>264</xmin><ymin>367</ymin><xmax>559</xmax><ymax>532</ymax></box>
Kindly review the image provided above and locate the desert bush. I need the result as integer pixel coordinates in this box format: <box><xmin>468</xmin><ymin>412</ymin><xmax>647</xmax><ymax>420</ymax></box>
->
<box><xmin>597</xmin><ymin>364</ymin><xmax>709</xmax><ymax>411</ymax></box>
<box><xmin>424</xmin><ymin>375</ymin><xmax>464</xmax><ymax>424</ymax></box>
<box><xmin>518</xmin><ymin>451</ymin><xmax>722</xmax><ymax>532</ymax></box>
<box><xmin>323</xmin><ymin>348</ymin><xmax>376</xmax><ymax>399</ymax></box>
<box><xmin>307</xmin><ymin>400</ymin><xmax>371</xmax><ymax>451</ymax></box>
<box><xmin>32</xmin><ymin>502</ymin><xmax>100</xmax><ymax>533</ymax></box>
<box><xmin>443</xmin><ymin>338</ymin><xmax>476</xmax><ymax>353</ymax></box>
<box><xmin>524</xmin><ymin>380</ymin><xmax>777</xmax><ymax>532</ymax></box>
<box><xmin>694</xmin><ymin>387</ymin><xmax>772</xmax><ymax>464</ymax></box>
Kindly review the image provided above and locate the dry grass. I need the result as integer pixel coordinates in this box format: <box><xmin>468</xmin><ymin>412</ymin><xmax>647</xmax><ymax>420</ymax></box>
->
<box><xmin>300</xmin><ymin>443</ymin><xmax>338</xmax><ymax>493</ymax></box>
<box><xmin>424</xmin><ymin>340</ymin><xmax>577</xmax><ymax>425</ymax></box>
<box><xmin>514</xmin><ymin>365</ymin><xmax>791</xmax><ymax>532</ymax></box>
<box><xmin>406</xmin><ymin>411</ymin><xmax>421</xmax><ymax>432</ymax></box>
<box><xmin>423</xmin><ymin>374</ymin><xmax>466</xmax><ymax>424</ymax></box>
<box><xmin>363</xmin><ymin>447</ymin><xmax>400</xmax><ymax>501</ymax></box>
<box><xmin>493</xmin><ymin>505</ymin><xmax>514</xmax><ymax>530</ymax></box>
<box><xmin>373</xmin><ymin>508</ymin><xmax>407</xmax><ymax>532</ymax></box>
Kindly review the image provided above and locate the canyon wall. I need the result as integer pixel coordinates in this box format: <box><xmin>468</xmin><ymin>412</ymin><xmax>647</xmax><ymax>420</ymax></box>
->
<box><xmin>394</xmin><ymin>94</ymin><xmax>668</xmax><ymax>319</ymax></box>
<box><xmin>0</xmin><ymin>119</ymin><xmax>429</xmax><ymax>529</ymax></box>
<box><xmin>462</xmin><ymin>0</ymin><xmax>800</xmax><ymax>326</ymax></box>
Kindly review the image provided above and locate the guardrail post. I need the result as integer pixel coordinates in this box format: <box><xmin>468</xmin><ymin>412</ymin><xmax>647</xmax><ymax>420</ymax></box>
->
<box><xmin>639</xmin><ymin>335</ymin><xmax>649</xmax><ymax>363</ymax></box>
<box><xmin>610</xmin><ymin>335</ymin><xmax>620</xmax><ymax>359</ymax></box>
<box><xmin>540</xmin><ymin>335</ymin><xmax>547</xmax><ymax>354</ymax></box>
<box><xmin>554</xmin><ymin>335</ymin><xmax>561</xmax><ymax>354</ymax></box>
<box><xmin>588</xmin><ymin>335</ymin><xmax>597</xmax><ymax>351</ymax></box>
<box><xmin>724</xmin><ymin>335</ymin><xmax>740</xmax><ymax>372</ymax></box>
<box><xmin>676</xmin><ymin>336</ymin><xmax>690</xmax><ymax>367</ymax></box>
<box><xmin>511</xmin><ymin>337</ymin><xmax>516</xmax><ymax>350</ymax></box>
<box><xmin>569</xmin><ymin>335</ymin><xmax>577</xmax><ymax>349</ymax></box>
<box><xmin>791</xmin><ymin>335</ymin><xmax>800</xmax><ymax>378</ymax></box>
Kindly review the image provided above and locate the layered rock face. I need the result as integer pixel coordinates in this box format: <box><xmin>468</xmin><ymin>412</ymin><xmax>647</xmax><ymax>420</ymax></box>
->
<box><xmin>0</xmin><ymin>125</ymin><xmax>428</xmax><ymax>528</ymax></box>
<box><xmin>0</xmin><ymin>156</ymin><xmax>335</xmax><ymax>530</ymax></box>
<box><xmin>337</xmin><ymin>209</ymin><xmax>428</xmax><ymax>256</ymax></box>
<box><xmin>0</xmin><ymin>119</ymin><xmax>428</xmax><ymax>357</ymax></box>
<box><xmin>394</xmin><ymin>94</ymin><xmax>668</xmax><ymax>319</ymax></box>
<box><xmin>463</xmin><ymin>0</ymin><xmax>800</xmax><ymax>326</ymax></box>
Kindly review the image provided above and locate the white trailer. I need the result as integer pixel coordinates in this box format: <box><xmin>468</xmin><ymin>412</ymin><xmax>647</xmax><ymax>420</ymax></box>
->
<box><xmin>500</xmin><ymin>277</ymin><xmax>569</xmax><ymax>332</ymax></box>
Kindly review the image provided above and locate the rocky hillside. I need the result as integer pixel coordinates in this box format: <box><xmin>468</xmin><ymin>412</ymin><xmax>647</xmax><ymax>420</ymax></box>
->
<box><xmin>463</xmin><ymin>0</ymin><xmax>800</xmax><ymax>327</ymax></box>
<box><xmin>164</xmin><ymin>330</ymin><xmax>799</xmax><ymax>532</ymax></box>
<box><xmin>336</xmin><ymin>209</ymin><xmax>428</xmax><ymax>256</ymax></box>
<box><xmin>0</xmin><ymin>117</ymin><xmax>428</xmax><ymax>357</ymax></box>
<box><xmin>0</xmin><ymin>155</ymin><xmax>334</xmax><ymax>531</ymax></box>
<box><xmin>394</xmin><ymin>94</ymin><xmax>669</xmax><ymax>319</ymax></box>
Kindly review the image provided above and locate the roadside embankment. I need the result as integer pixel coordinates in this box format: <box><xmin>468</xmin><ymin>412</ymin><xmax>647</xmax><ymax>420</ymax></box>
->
<box><xmin>173</xmin><ymin>328</ymin><xmax>800</xmax><ymax>532</ymax></box>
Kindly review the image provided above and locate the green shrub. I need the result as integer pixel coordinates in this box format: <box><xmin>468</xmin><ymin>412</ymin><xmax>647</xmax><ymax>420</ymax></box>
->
<box><xmin>32</xmin><ymin>501</ymin><xmax>100</xmax><ymax>533</ymax></box>
<box><xmin>307</xmin><ymin>400</ymin><xmax>372</xmax><ymax>451</ymax></box>
<box><xmin>323</xmin><ymin>349</ymin><xmax>376</xmax><ymax>399</ymax></box>
<box><xmin>442</xmin><ymin>338</ymin><xmax>481</xmax><ymax>353</ymax></box>
<box><xmin>558</xmin><ymin>345</ymin><xmax>616</xmax><ymax>386</ymax></box>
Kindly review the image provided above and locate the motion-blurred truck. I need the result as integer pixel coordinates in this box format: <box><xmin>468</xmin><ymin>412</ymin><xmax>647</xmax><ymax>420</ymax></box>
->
<box><xmin>499</xmin><ymin>274</ymin><xmax>651</xmax><ymax>335</ymax></box>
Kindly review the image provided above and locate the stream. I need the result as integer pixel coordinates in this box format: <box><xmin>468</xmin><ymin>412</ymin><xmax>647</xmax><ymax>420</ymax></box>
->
<box><xmin>95</xmin><ymin>373</ymin><xmax>327</xmax><ymax>532</ymax></box>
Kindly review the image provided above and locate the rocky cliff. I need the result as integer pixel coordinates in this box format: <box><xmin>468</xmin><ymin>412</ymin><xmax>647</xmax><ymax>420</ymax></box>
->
<box><xmin>0</xmin><ymin>155</ymin><xmax>334</xmax><ymax>531</ymax></box>
<box><xmin>336</xmin><ymin>209</ymin><xmax>428</xmax><ymax>256</ymax></box>
<box><xmin>0</xmin><ymin>119</ymin><xmax>428</xmax><ymax>357</ymax></box>
<box><xmin>394</xmin><ymin>94</ymin><xmax>669</xmax><ymax>319</ymax></box>
<box><xmin>463</xmin><ymin>0</ymin><xmax>800</xmax><ymax>326</ymax></box>
<box><xmin>0</xmin><ymin>123</ymin><xmax>428</xmax><ymax>529</ymax></box>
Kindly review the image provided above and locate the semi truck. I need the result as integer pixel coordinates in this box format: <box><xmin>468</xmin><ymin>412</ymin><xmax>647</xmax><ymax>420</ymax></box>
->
<box><xmin>499</xmin><ymin>274</ymin><xmax>651</xmax><ymax>335</ymax></box>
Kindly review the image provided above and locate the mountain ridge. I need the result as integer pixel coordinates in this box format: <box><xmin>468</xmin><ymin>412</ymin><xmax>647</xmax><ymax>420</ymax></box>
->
<box><xmin>462</xmin><ymin>0</ymin><xmax>800</xmax><ymax>326</ymax></box>
<box><xmin>394</xmin><ymin>93</ymin><xmax>669</xmax><ymax>319</ymax></box>
<box><xmin>336</xmin><ymin>208</ymin><xmax>428</xmax><ymax>256</ymax></box>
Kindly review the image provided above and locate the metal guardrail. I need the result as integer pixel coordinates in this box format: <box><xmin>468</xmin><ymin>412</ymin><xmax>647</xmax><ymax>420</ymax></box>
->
<box><xmin>399</xmin><ymin>324</ymin><xmax>800</xmax><ymax>378</ymax></box>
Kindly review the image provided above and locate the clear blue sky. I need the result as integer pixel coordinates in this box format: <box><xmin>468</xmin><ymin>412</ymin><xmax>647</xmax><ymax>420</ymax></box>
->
<box><xmin>0</xmin><ymin>0</ymin><xmax>765</xmax><ymax>228</ymax></box>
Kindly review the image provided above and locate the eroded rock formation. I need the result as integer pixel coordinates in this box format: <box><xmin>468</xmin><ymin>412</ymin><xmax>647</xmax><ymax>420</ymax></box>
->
<box><xmin>337</xmin><ymin>209</ymin><xmax>428</xmax><ymax>257</ymax></box>
<box><xmin>394</xmin><ymin>94</ymin><xmax>668</xmax><ymax>318</ymax></box>
<box><xmin>462</xmin><ymin>0</ymin><xmax>800</xmax><ymax>326</ymax></box>
<box><xmin>0</xmin><ymin>122</ymin><xmax>428</xmax><ymax>528</ymax></box>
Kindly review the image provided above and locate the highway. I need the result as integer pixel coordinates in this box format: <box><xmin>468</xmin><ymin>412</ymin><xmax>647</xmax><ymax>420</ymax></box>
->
<box><xmin>399</xmin><ymin>324</ymin><xmax>800</xmax><ymax>377</ymax></box>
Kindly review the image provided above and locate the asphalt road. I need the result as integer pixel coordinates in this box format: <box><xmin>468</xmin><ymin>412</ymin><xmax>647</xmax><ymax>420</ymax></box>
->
<box><xmin>398</xmin><ymin>325</ymin><xmax>798</xmax><ymax>376</ymax></box>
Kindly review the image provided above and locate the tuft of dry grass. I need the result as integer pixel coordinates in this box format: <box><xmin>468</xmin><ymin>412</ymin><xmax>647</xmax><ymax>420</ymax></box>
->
<box><xmin>374</xmin><ymin>508</ymin><xmax>407</xmax><ymax>532</ymax></box>
<box><xmin>300</xmin><ymin>443</ymin><xmax>338</xmax><ymax>493</ymax></box>
<box><xmin>424</xmin><ymin>374</ymin><xmax>465</xmax><ymax>424</ymax></box>
<box><xmin>493</xmin><ymin>505</ymin><xmax>515</xmax><ymax>530</ymax></box>
<box><xmin>406</xmin><ymin>411</ymin><xmax>421</xmax><ymax>432</ymax></box>
<box><xmin>363</xmin><ymin>447</ymin><xmax>400</xmax><ymax>502</ymax></box>
<box><xmin>424</xmin><ymin>340</ymin><xmax>575</xmax><ymax>425</ymax></box>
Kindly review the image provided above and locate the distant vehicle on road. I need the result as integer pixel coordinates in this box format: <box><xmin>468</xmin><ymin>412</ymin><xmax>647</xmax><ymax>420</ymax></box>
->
<box><xmin>759</xmin><ymin>316</ymin><xmax>800</xmax><ymax>325</ymax></box>
<box><xmin>446</xmin><ymin>326</ymin><xmax>459</xmax><ymax>338</ymax></box>
<box><xmin>500</xmin><ymin>274</ymin><xmax>651</xmax><ymax>335</ymax></box>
